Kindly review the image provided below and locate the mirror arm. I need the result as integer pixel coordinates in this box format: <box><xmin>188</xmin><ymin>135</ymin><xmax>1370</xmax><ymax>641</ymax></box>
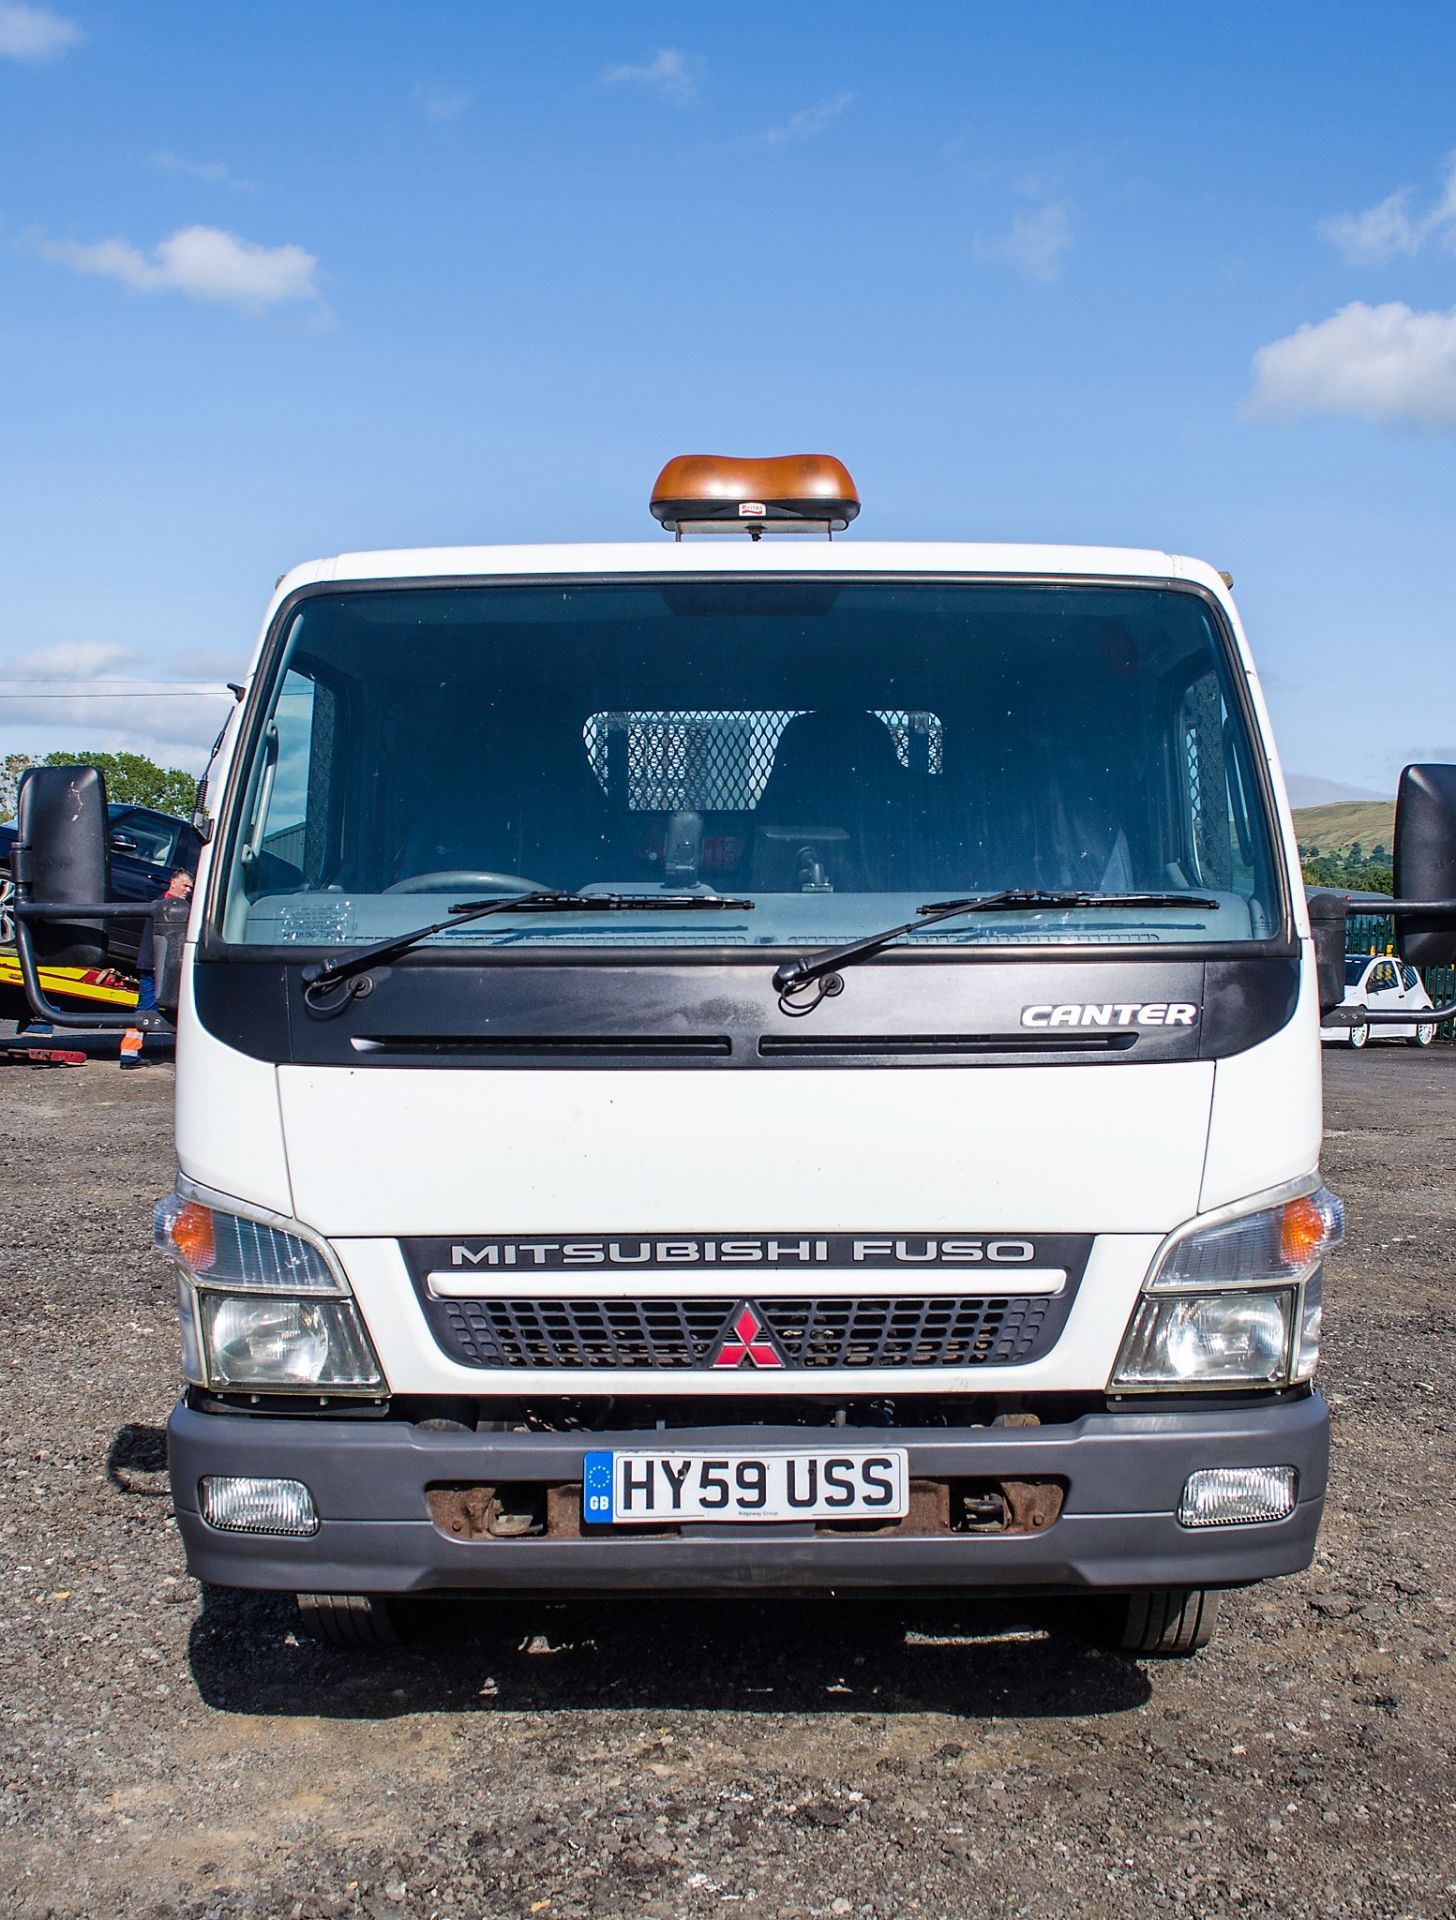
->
<box><xmin>1324</xmin><ymin>1002</ymin><xmax>1456</xmax><ymax>1027</ymax></box>
<box><xmin>1379</xmin><ymin>898</ymin><xmax>1456</xmax><ymax>916</ymax></box>
<box><xmin>1307</xmin><ymin>885</ymin><xmax>1456</xmax><ymax>1016</ymax></box>
<box><xmin>15</xmin><ymin>901</ymin><xmax>161</xmax><ymax>919</ymax></box>
<box><xmin>12</xmin><ymin>897</ymin><xmax>176</xmax><ymax>1032</ymax></box>
<box><xmin>1316</xmin><ymin>885</ymin><xmax>1456</xmax><ymax>1029</ymax></box>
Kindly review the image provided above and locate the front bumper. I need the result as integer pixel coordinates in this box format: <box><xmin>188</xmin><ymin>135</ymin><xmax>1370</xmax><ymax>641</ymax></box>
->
<box><xmin>168</xmin><ymin>1392</ymin><xmax>1328</xmax><ymax>1596</ymax></box>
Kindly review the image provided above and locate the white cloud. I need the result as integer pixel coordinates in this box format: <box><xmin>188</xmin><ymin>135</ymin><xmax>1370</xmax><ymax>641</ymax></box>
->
<box><xmin>165</xmin><ymin>646</ymin><xmax>241</xmax><ymax>681</ymax></box>
<box><xmin>8</xmin><ymin>641</ymin><xmax>136</xmax><ymax>680</ymax></box>
<box><xmin>0</xmin><ymin>1</ymin><xmax>82</xmax><ymax>63</ymax></box>
<box><xmin>749</xmin><ymin>90</ymin><xmax>855</xmax><ymax>147</ymax></box>
<box><xmin>0</xmin><ymin>704</ymin><xmax>226</xmax><ymax>771</ymax></box>
<box><xmin>0</xmin><ymin>653</ymin><xmax>232</xmax><ymax>769</ymax></box>
<box><xmin>39</xmin><ymin>224</ymin><xmax>320</xmax><ymax>313</ymax></box>
<box><xmin>976</xmin><ymin>199</ymin><xmax>1072</xmax><ymax>283</ymax></box>
<box><xmin>412</xmin><ymin>82</ymin><xmax>471</xmax><ymax>122</ymax></box>
<box><xmin>1320</xmin><ymin>190</ymin><xmax>1423</xmax><ymax>265</ymax></box>
<box><xmin>150</xmin><ymin>151</ymin><xmax>255</xmax><ymax>192</ymax></box>
<box><xmin>1319</xmin><ymin>154</ymin><xmax>1456</xmax><ymax>264</ymax></box>
<box><xmin>601</xmin><ymin>49</ymin><xmax>701</xmax><ymax>105</ymax></box>
<box><xmin>1247</xmin><ymin>299</ymin><xmax>1456</xmax><ymax>429</ymax></box>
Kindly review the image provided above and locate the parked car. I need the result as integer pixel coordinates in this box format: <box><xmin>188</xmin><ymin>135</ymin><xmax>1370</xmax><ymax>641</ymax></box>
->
<box><xmin>0</xmin><ymin>801</ymin><xmax>201</xmax><ymax>971</ymax></box>
<box><xmin>1320</xmin><ymin>953</ymin><xmax>1439</xmax><ymax>1049</ymax></box>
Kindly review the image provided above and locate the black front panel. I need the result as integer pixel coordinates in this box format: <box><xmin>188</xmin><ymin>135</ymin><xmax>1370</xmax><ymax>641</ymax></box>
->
<box><xmin>403</xmin><ymin>1232</ymin><xmax>1094</xmax><ymax>1276</ymax></box>
<box><xmin>401</xmin><ymin>1232</ymin><xmax>1092</xmax><ymax>1374</ymax></box>
<box><xmin>192</xmin><ymin>952</ymin><xmax>1299</xmax><ymax>1067</ymax></box>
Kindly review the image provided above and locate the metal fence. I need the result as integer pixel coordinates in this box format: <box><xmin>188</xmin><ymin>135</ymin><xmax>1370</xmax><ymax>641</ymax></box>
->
<box><xmin>1346</xmin><ymin>913</ymin><xmax>1456</xmax><ymax>1042</ymax></box>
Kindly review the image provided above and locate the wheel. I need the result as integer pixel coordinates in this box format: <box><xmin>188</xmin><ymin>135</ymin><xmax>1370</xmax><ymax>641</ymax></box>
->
<box><xmin>1112</xmin><ymin>1588</ymin><xmax>1220</xmax><ymax>1656</ymax></box>
<box><xmin>0</xmin><ymin>865</ymin><xmax>14</xmax><ymax>948</ymax></box>
<box><xmin>296</xmin><ymin>1592</ymin><xmax>401</xmax><ymax>1648</ymax></box>
<box><xmin>1410</xmin><ymin>1022</ymin><xmax>1437</xmax><ymax>1048</ymax></box>
<box><xmin>382</xmin><ymin>870</ymin><xmax>548</xmax><ymax>895</ymax></box>
<box><xmin>1346</xmin><ymin>1021</ymin><xmax>1369</xmax><ymax>1050</ymax></box>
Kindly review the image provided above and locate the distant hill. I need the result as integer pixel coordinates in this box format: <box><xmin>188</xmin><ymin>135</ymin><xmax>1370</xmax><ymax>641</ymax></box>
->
<box><xmin>1285</xmin><ymin>773</ymin><xmax>1393</xmax><ymax>808</ymax></box>
<box><xmin>1291</xmin><ymin>800</ymin><xmax>1395</xmax><ymax>855</ymax></box>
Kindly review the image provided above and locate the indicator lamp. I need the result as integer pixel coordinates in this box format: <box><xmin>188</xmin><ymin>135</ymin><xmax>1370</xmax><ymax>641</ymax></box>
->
<box><xmin>650</xmin><ymin>453</ymin><xmax>860</xmax><ymax>536</ymax></box>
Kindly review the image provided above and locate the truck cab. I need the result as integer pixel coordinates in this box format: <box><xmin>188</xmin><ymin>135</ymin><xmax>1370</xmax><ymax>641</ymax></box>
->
<box><xmin>35</xmin><ymin>455</ymin><xmax>1418</xmax><ymax>1656</ymax></box>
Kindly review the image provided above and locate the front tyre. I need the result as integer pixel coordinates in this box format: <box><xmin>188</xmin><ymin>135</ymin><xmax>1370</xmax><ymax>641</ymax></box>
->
<box><xmin>296</xmin><ymin>1592</ymin><xmax>400</xmax><ymax>1648</ymax></box>
<box><xmin>1410</xmin><ymin>1022</ymin><xmax>1437</xmax><ymax>1048</ymax></box>
<box><xmin>1347</xmin><ymin>1021</ymin><xmax>1370</xmax><ymax>1050</ymax></box>
<box><xmin>1110</xmin><ymin>1588</ymin><xmax>1220</xmax><ymax>1657</ymax></box>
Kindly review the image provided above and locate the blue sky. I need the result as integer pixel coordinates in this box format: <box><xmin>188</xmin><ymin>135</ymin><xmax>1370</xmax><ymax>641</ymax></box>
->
<box><xmin>2</xmin><ymin>0</ymin><xmax>1454</xmax><ymax>796</ymax></box>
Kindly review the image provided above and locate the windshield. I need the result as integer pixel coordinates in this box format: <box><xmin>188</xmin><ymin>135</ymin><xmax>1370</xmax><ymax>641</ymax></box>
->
<box><xmin>1345</xmin><ymin>956</ymin><xmax>1371</xmax><ymax>984</ymax></box>
<box><xmin>217</xmin><ymin>578</ymin><xmax>1282</xmax><ymax>953</ymax></box>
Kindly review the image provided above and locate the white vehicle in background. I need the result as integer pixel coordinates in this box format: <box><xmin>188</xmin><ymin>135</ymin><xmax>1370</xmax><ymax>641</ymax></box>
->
<box><xmin>1320</xmin><ymin>955</ymin><xmax>1438</xmax><ymax>1049</ymax></box>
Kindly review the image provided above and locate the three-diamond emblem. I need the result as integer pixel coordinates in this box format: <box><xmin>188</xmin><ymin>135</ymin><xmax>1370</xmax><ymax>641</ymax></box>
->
<box><xmin>710</xmin><ymin>1302</ymin><xmax>784</xmax><ymax>1369</ymax></box>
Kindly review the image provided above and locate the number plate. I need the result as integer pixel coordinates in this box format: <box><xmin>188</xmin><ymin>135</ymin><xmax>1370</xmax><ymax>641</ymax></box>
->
<box><xmin>582</xmin><ymin>1447</ymin><xmax>909</xmax><ymax>1526</ymax></box>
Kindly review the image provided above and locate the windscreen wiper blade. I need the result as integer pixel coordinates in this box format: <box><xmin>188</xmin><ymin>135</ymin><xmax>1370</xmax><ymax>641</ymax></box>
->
<box><xmin>771</xmin><ymin>889</ymin><xmax>1220</xmax><ymax>997</ymax></box>
<box><xmin>303</xmin><ymin>890</ymin><xmax>754</xmax><ymax>996</ymax></box>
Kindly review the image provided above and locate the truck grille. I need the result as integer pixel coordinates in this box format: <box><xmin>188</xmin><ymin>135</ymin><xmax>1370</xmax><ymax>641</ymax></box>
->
<box><xmin>433</xmin><ymin>1294</ymin><xmax>1060</xmax><ymax>1371</ymax></box>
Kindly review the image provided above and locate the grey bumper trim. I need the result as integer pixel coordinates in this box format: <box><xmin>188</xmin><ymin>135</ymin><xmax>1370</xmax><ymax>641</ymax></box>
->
<box><xmin>168</xmin><ymin>1393</ymin><xmax>1328</xmax><ymax>1596</ymax></box>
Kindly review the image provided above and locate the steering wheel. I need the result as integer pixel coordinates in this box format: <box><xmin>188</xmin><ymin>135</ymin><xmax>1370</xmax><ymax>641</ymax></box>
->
<box><xmin>383</xmin><ymin>870</ymin><xmax>551</xmax><ymax>895</ymax></box>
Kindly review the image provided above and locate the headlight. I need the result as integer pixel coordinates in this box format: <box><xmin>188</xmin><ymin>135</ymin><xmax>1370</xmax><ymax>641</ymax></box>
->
<box><xmin>200</xmin><ymin>1295</ymin><xmax>381</xmax><ymax>1389</ymax></box>
<box><xmin>1111</xmin><ymin>1186</ymin><xmax>1341</xmax><ymax>1391</ymax></box>
<box><xmin>1116</xmin><ymin>1291</ymin><xmax>1293</xmax><ymax>1386</ymax></box>
<box><xmin>153</xmin><ymin>1192</ymin><xmax>383</xmax><ymax>1394</ymax></box>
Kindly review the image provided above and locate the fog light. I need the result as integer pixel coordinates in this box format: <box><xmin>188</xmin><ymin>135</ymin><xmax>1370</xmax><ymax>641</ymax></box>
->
<box><xmin>1178</xmin><ymin>1466</ymin><xmax>1297</xmax><ymax>1528</ymax></box>
<box><xmin>200</xmin><ymin>1475</ymin><xmax>319</xmax><ymax>1536</ymax></box>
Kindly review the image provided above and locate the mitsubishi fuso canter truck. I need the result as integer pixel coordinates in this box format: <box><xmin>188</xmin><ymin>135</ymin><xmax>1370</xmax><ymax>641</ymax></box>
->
<box><xmin>14</xmin><ymin>454</ymin><xmax>1456</xmax><ymax>1654</ymax></box>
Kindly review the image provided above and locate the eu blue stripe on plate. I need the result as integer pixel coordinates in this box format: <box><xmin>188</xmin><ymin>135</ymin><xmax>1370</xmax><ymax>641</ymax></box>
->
<box><xmin>583</xmin><ymin>1450</ymin><xmax>615</xmax><ymax>1524</ymax></box>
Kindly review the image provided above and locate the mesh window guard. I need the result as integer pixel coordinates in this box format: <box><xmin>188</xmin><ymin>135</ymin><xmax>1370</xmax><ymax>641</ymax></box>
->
<box><xmin>1180</xmin><ymin>673</ymin><xmax>1233</xmax><ymax>890</ymax></box>
<box><xmin>584</xmin><ymin>709</ymin><xmax>944</xmax><ymax>812</ymax></box>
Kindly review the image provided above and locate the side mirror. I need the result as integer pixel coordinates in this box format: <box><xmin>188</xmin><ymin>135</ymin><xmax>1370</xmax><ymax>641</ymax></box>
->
<box><xmin>1395</xmin><ymin>763</ymin><xmax>1456</xmax><ymax>965</ymax></box>
<box><xmin>14</xmin><ymin>765</ymin><xmax>112</xmax><ymax>968</ymax></box>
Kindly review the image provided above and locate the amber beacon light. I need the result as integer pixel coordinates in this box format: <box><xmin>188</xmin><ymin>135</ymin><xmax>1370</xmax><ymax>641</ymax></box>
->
<box><xmin>649</xmin><ymin>453</ymin><xmax>860</xmax><ymax>538</ymax></box>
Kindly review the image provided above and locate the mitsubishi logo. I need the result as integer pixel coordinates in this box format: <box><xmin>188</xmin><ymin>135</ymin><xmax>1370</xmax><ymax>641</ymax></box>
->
<box><xmin>711</xmin><ymin>1302</ymin><xmax>784</xmax><ymax>1370</ymax></box>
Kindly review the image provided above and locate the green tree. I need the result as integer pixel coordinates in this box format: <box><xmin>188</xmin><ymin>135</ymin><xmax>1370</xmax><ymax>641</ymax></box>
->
<box><xmin>1</xmin><ymin>752</ymin><xmax>35</xmax><ymax>822</ymax></box>
<box><xmin>1300</xmin><ymin>849</ymin><xmax>1393</xmax><ymax>895</ymax></box>
<box><xmin>41</xmin><ymin>750</ymin><xmax>198</xmax><ymax>817</ymax></box>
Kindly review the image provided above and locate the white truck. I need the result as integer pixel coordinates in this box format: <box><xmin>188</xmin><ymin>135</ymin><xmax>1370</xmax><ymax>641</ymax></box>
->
<box><xmin>13</xmin><ymin>455</ymin><xmax>1456</xmax><ymax>1654</ymax></box>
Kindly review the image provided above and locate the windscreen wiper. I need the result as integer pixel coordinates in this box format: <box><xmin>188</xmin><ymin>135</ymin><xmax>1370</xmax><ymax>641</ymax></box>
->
<box><xmin>303</xmin><ymin>890</ymin><xmax>754</xmax><ymax>999</ymax></box>
<box><xmin>771</xmin><ymin>889</ymin><xmax>1220</xmax><ymax>998</ymax></box>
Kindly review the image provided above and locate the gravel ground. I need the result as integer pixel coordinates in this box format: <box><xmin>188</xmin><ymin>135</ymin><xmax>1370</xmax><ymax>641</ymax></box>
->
<box><xmin>1</xmin><ymin>1045</ymin><xmax>1453</xmax><ymax>1920</ymax></box>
